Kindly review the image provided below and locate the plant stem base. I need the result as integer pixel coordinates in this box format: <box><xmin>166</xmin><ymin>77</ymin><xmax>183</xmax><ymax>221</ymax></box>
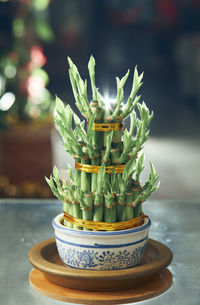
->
<box><xmin>29</xmin><ymin>268</ymin><xmax>172</xmax><ymax>304</ymax></box>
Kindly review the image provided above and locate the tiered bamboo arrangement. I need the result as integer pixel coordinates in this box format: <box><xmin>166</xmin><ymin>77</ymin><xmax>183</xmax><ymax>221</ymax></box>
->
<box><xmin>46</xmin><ymin>56</ymin><xmax>159</xmax><ymax>231</ymax></box>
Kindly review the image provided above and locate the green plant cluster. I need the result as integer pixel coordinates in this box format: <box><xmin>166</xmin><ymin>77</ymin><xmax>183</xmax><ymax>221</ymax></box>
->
<box><xmin>46</xmin><ymin>56</ymin><xmax>159</xmax><ymax>230</ymax></box>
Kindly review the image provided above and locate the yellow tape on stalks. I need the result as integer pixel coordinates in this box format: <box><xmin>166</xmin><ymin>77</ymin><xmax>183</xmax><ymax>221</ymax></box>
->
<box><xmin>64</xmin><ymin>212</ymin><xmax>147</xmax><ymax>231</ymax></box>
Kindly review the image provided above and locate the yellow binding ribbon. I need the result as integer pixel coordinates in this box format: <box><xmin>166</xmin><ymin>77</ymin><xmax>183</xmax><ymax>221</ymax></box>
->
<box><xmin>64</xmin><ymin>212</ymin><xmax>147</xmax><ymax>231</ymax></box>
<box><xmin>75</xmin><ymin>162</ymin><xmax>125</xmax><ymax>174</ymax></box>
<box><xmin>93</xmin><ymin>122</ymin><xmax>123</xmax><ymax>131</ymax></box>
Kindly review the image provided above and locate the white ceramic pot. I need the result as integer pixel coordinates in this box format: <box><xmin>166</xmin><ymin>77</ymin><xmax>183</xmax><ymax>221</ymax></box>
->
<box><xmin>52</xmin><ymin>213</ymin><xmax>151</xmax><ymax>271</ymax></box>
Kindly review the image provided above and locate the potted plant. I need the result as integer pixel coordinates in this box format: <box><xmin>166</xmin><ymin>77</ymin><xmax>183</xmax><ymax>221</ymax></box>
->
<box><xmin>46</xmin><ymin>56</ymin><xmax>159</xmax><ymax>271</ymax></box>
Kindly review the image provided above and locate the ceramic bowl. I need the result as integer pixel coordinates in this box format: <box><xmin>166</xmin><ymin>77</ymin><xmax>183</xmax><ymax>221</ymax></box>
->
<box><xmin>52</xmin><ymin>213</ymin><xmax>151</xmax><ymax>271</ymax></box>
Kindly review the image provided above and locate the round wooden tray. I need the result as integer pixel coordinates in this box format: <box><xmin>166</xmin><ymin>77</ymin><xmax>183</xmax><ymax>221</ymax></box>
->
<box><xmin>29</xmin><ymin>267</ymin><xmax>172</xmax><ymax>304</ymax></box>
<box><xmin>28</xmin><ymin>238</ymin><xmax>173</xmax><ymax>292</ymax></box>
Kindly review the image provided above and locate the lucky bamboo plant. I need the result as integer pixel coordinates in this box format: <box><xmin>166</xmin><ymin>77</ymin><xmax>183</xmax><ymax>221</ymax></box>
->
<box><xmin>46</xmin><ymin>56</ymin><xmax>159</xmax><ymax>231</ymax></box>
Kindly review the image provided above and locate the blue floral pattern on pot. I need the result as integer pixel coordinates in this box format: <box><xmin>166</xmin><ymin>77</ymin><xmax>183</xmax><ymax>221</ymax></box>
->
<box><xmin>56</xmin><ymin>240</ymin><xmax>146</xmax><ymax>270</ymax></box>
<box><xmin>53</xmin><ymin>214</ymin><xmax>151</xmax><ymax>270</ymax></box>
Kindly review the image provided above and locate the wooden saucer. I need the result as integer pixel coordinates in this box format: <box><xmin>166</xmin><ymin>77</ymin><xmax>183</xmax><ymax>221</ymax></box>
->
<box><xmin>28</xmin><ymin>238</ymin><xmax>172</xmax><ymax>292</ymax></box>
<box><xmin>29</xmin><ymin>268</ymin><xmax>172</xmax><ymax>304</ymax></box>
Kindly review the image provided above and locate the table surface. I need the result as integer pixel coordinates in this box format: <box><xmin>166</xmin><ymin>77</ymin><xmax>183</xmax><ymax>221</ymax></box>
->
<box><xmin>0</xmin><ymin>199</ymin><xmax>200</xmax><ymax>305</ymax></box>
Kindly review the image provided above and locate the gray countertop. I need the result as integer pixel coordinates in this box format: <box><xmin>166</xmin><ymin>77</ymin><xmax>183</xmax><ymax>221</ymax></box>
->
<box><xmin>0</xmin><ymin>199</ymin><xmax>200</xmax><ymax>305</ymax></box>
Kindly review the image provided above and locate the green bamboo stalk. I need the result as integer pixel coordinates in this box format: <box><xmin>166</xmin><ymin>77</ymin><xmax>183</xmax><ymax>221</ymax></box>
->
<box><xmin>80</xmin><ymin>147</ymin><xmax>91</xmax><ymax>192</ymax></box>
<box><xmin>111</xmin><ymin>148</ymin><xmax>121</xmax><ymax>191</ymax></box>
<box><xmin>63</xmin><ymin>203</ymin><xmax>69</xmax><ymax>227</ymax></box>
<box><xmin>83</xmin><ymin>192</ymin><xmax>94</xmax><ymax>231</ymax></box>
<box><xmin>104</xmin><ymin>192</ymin><xmax>117</xmax><ymax>223</ymax></box>
<box><xmin>104</xmin><ymin>169</ymin><xmax>117</xmax><ymax>223</ymax></box>
<box><xmin>74</xmin><ymin>155</ymin><xmax>81</xmax><ymax>188</ymax></box>
<box><xmin>103</xmin><ymin>131</ymin><xmax>113</xmax><ymax>161</ymax></box>
<box><xmin>101</xmin><ymin>150</ymin><xmax>110</xmax><ymax>193</ymax></box>
<box><xmin>90</xmin><ymin>101</ymin><xmax>103</xmax><ymax>147</ymax></box>
<box><xmin>63</xmin><ymin>187</ymin><xmax>69</xmax><ymax>227</ymax></box>
<box><xmin>80</xmin><ymin>157</ymin><xmax>91</xmax><ymax>192</ymax></box>
<box><xmin>89</xmin><ymin>116</ymin><xmax>101</xmax><ymax>193</ymax></box>
<box><xmin>93</xmin><ymin>163</ymin><xmax>105</xmax><ymax>222</ymax></box>
<box><xmin>67</xmin><ymin>185</ymin><xmax>75</xmax><ymax>228</ymax></box>
<box><xmin>102</xmin><ymin>131</ymin><xmax>113</xmax><ymax>192</ymax></box>
<box><xmin>126</xmin><ymin>191</ymin><xmax>134</xmax><ymax>220</ymax></box>
<box><xmin>117</xmin><ymin>157</ymin><xmax>137</xmax><ymax>221</ymax></box>
<box><xmin>93</xmin><ymin>193</ymin><xmax>104</xmax><ymax>222</ymax></box>
<box><xmin>133</xmin><ymin>181</ymin><xmax>143</xmax><ymax>217</ymax></box>
<box><xmin>110</xmin><ymin>148</ymin><xmax>121</xmax><ymax>164</ymax></box>
<box><xmin>116</xmin><ymin>192</ymin><xmax>126</xmax><ymax>221</ymax></box>
<box><xmin>85</xmin><ymin>112</ymin><xmax>95</xmax><ymax>159</ymax></box>
<box><xmin>103</xmin><ymin>114</ymin><xmax>111</xmax><ymax>148</ymax></box>
<box><xmin>75</xmin><ymin>187</ymin><xmax>90</xmax><ymax>231</ymax></box>
<box><xmin>131</xmin><ymin>152</ymin><xmax>145</xmax><ymax>217</ymax></box>
<box><xmin>126</xmin><ymin>175</ymin><xmax>134</xmax><ymax>191</ymax></box>
<box><xmin>91</xmin><ymin>153</ymin><xmax>100</xmax><ymax>193</ymax></box>
<box><xmin>72</xmin><ymin>187</ymin><xmax>82</xmax><ymax>230</ymax></box>
<box><xmin>107</xmin><ymin>113</ymin><xmax>123</xmax><ymax>148</ymax></box>
<box><xmin>134</xmin><ymin>203</ymin><xmax>142</xmax><ymax>217</ymax></box>
<box><xmin>64</xmin><ymin>204</ymin><xmax>73</xmax><ymax>228</ymax></box>
<box><xmin>112</xmin><ymin>125</ymin><xmax>123</xmax><ymax>147</ymax></box>
<box><xmin>72</xmin><ymin>202</ymin><xmax>82</xmax><ymax>230</ymax></box>
<box><xmin>117</xmin><ymin>189</ymin><xmax>126</xmax><ymax>221</ymax></box>
<box><xmin>103</xmin><ymin>106</ymin><xmax>122</xmax><ymax>150</ymax></box>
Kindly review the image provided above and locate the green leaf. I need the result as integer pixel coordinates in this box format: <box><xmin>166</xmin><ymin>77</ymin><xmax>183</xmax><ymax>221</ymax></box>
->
<box><xmin>67</xmin><ymin>164</ymin><xmax>74</xmax><ymax>183</ymax></box>
<box><xmin>55</xmin><ymin>96</ymin><xmax>64</xmax><ymax>114</ymax></box>
<box><xmin>129</xmin><ymin>110</ymin><xmax>136</xmax><ymax>136</ymax></box>
<box><xmin>88</xmin><ymin>55</ymin><xmax>95</xmax><ymax>76</ymax></box>
<box><xmin>112</xmin><ymin>70</ymin><xmax>130</xmax><ymax>120</ymax></box>
<box><xmin>62</xmin><ymin>180</ymin><xmax>67</xmax><ymax>189</ymax></box>
<box><xmin>103</xmin><ymin>131</ymin><xmax>113</xmax><ymax>162</ymax></box>
<box><xmin>150</xmin><ymin>162</ymin><xmax>158</xmax><ymax>182</ymax></box>
<box><xmin>110</xmin><ymin>170</ymin><xmax>116</xmax><ymax>192</ymax></box>
<box><xmin>94</xmin><ymin>88</ymin><xmax>104</xmax><ymax>107</ymax></box>
<box><xmin>67</xmin><ymin>57</ymin><xmax>74</xmax><ymax>68</ymax></box>
<box><xmin>132</xmin><ymin>66</ymin><xmax>143</xmax><ymax>95</ymax></box>
<box><xmin>45</xmin><ymin>174</ymin><xmax>64</xmax><ymax>201</ymax></box>
<box><xmin>45</xmin><ymin>176</ymin><xmax>51</xmax><ymax>186</ymax></box>
<box><xmin>122</xmin><ymin>157</ymin><xmax>136</xmax><ymax>181</ymax></box>
<box><xmin>88</xmin><ymin>55</ymin><xmax>97</xmax><ymax>100</ymax></box>
<box><xmin>65</xmin><ymin>105</ymin><xmax>73</xmax><ymax>126</ymax></box>
<box><xmin>53</xmin><ymin>166</ymin><xmax>59</xmax><ymax>181</ymax></box>
<box><xmin>135</xmin><ymin>153</ymin><xmax>144</xmax><ymax>181</ymax></box>
<box><xmin>120</xmin><ymin>69</ymin><xmax>130</xmax><ymax>87</ymax></box>
<box><xmin>73</xmin><ymin>113</ymin><xmax>80</xmax><ymax>125</ymax></box>
<box><xmin>86</xmin><ymin>113</ymin><xmax>95</xmax><ymax>141</ymax></box>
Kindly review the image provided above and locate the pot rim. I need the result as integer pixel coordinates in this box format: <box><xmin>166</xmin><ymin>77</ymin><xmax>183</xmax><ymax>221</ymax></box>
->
<box><xmin>52</xmin><ymin>213</ymin><xmax>151</xmax><ymax>236</ymax></box>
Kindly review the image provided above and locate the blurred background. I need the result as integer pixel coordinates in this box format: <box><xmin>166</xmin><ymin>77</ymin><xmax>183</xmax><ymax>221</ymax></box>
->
<box><xmin>0</xmin><ymin>0</ymin><xmax>199</xmax><ymax>199</ymax></box>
